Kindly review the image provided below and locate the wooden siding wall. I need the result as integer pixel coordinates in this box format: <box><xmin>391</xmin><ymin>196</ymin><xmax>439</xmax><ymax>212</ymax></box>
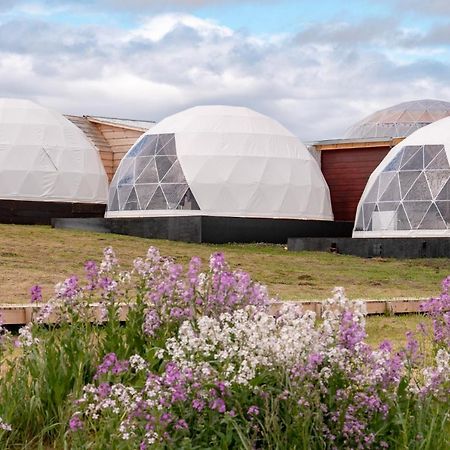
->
<box><xmin>91</xmin><ymin>123</ymin><xmax>144</xmax><ymax>175</ymax></box>
<box><xmin>321</xmin><ymin>147</ymin><xmax>391</xmax><ymax>222</ymax></box>
<box><xmin>66</xmin><ymin>116</ymin><xmax>115</xmax><ymax>181</ymax></box>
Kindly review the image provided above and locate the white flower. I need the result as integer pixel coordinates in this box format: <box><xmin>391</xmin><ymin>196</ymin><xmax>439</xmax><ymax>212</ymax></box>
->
<box><xmin>129</xmin><ymin>354</ymin><xmax>148</xmax><ymax>372</ymax></box>
<box><xmin>17</xmin><ymin>324</ymin><xmax>39</xmax><ymax>347</ymax></box>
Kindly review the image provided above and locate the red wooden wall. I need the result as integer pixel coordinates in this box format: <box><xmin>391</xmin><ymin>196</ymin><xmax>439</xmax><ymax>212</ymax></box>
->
<box><xmin>321</xmin><ymin>147</ymin><xmax>391</xmax><ymax>222</ymax></box>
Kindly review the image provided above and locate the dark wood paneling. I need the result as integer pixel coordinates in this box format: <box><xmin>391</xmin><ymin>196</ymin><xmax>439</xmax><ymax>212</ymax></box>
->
<box><xmin>0</xmin><ymin>200</ymin><xmax>106</xmax><ymax>225</ymax></box>
<box><xmin>321</xmin><ymin>147</ymin><xmax>391</xmax><ymax>221</ymax></box>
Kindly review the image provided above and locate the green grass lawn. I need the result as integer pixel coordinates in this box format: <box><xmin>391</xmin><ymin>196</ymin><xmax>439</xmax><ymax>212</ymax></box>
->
<box><xmin>0</xmin><ymin>223</ymin><xmax>446</xmax><ymax>346</ymax></box>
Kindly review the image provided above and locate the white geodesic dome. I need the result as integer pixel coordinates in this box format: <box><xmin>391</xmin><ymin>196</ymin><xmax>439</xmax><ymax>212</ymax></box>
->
<box><xmin>344</xmin><ymin>99</ymin><xmax>450</xmax><ymax>139</ymax></box>
<box><xmin>0</xmin><ymin>98</ymin><xmax>108</xmax><ymax>203</ymax></box>
<box><xmin>106</xmin><ymin>105</ymin><xmax>333</xmax><ymax>220</ymax></box>
<box><xmin>353</xmin><ymin>116</ymin><xmax>450</xmax><ymax>237</ymax></box>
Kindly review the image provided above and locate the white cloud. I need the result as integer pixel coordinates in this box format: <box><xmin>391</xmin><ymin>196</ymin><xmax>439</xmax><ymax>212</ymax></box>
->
<box><xmin>0</xmin><ymin>12</ymin><xmax>449</xmax><ymax>141</ymax></box>
<box><xmin>129</xmin><ymin>13</ymin><xmax>233</xmax><ymax>41</ymax></box>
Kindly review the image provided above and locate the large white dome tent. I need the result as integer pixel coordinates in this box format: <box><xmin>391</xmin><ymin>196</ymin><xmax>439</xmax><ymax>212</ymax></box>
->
<box><xmin>0</xmin><ymin>98</ymin><xmax>108</xmax><ymax>223</ymax></box>
<box><xmin>353</xmin><ymin>116</ymin><xmax>450</xmax><ymax>237</ymax></box>
<box><xmin>106</xmin><ymin>105</ymin><xmax>333</xmax><ymax>221</ymax></box>
<box><xmin>344</xmin><ymin>99</ymin><xmax>450</xmax><ymax>140</ymax></box>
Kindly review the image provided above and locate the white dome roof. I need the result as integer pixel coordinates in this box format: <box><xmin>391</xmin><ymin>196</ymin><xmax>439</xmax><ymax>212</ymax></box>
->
<box><xmin>0</xmin><ymin>98</ymin><xmax>108</xmax><ymax>203</ymax></box>
<box><xmin>344</xmin><ymin>99</ymin><xmax>450</xmax><ymax>139</ymax></box>
<box><xmin>106</xmin><ymin>105</ymin><xmax>333</xmax><ymax>220</ymax></box>
<box><xmin>353</xmin><ymin>116</ymin><xmax>450</xmax><ymax>237</ymax></box>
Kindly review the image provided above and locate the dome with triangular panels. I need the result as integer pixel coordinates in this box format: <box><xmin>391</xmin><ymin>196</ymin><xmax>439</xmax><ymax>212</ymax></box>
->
<box><xmin>345</xmin><ymin>99</ymin><xmax>450</xmax><ymax>139</ymax></box>
<box><xmin>106</xmin><ymin>105</ymin><xmax>333</xmax><ymax>220</ymax></box>
<box><xmin>354</xmin><ymin>116</ymin><xmax>450</xmax><ymax>237</ymax></box>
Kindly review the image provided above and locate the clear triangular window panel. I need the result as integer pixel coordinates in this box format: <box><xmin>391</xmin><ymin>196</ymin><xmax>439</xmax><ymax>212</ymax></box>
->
<box><xmin>156</xmin><ymin>134</ymin><xmax>175</xmax><ymax>155</ymax></box>
<box><xmin>400</xmin><ymin>146</ymin><xmax>422</xmax><ymax>168</ymax></box>
<box><xmin>354</xmin><ymin>210</ymin><xmax>364</xmax><ymax>231</ymax></box>
<box><xmin>378</xmin><ymin>172</ymin><xmax>396</xmax><ymax>199</ymax></box>
<box><xmin>117</xmin><ymin>184</ymin><xmax>133</xmax><ymax>210</ymax></box>
<box><xmin>383</xmin><ymin>151</ymin><xmax>403</xmax><ymax>172</ymax></box>
<box><xmin>399</xmin><ymin>171</ymin><xmax>421</xmax><ymax>198</ymax></box>
<box><xmin>403</xmin><ymin>201</ymin><xmax>432</xmax><ymax>229</ymax></box>
<box><xmin>404</xmin><ymin>172</ymin><xmax>432</xmax><ymax>201</ymax></box>
<box><xmin>124</xmin><ymin>187</ymin><xmax>139</xmax><ymax>210</ymax></box>
<box><xmin>156</xmin><ymin>155</ymin><xmax>177</xmax><ymax>181</ymax></box>
<box><xmin>379</xmin><ymin>174</ymin><xmax>401</xmax><ymax>201</ymax></box>
<box><xmin>362</xmin><ymin>202</ymin><xmax>376</xmax><ymax>230</ymax></box>
<box><xmin>427</xmin><ymin>149</ymin><xmax>450</xmax><ymax>170</ymax></box>
<box><xmin>117</xmin><ymin>158</ymin><xmax>134</xmax><ymax>186</ymax></box>
<box><xmin>161</xmin><ymin>183</ymin><xmax>189</xmax><ymax>209</ymax></box>
<box><xmin>126</xmin><ymin>137</ymin><xmax>145</xmax><ymax>158</ymax></box>
<box><xmin>158</xmin><ymin>138</ymin><xmax>177</xmax><ymax>156</ymax></box>
<box><xmin>161</xmin><ymin>160</ymin><xmax>186</xmax><ymax>183</ymax></box>
<box><xmin>418</xmin><ymin>203</ymin><xmax>446</xmax><ymax>230</ymax></box>
<box><xmin>135</xmin><ymin>184</ymin><xmax>158</xmax><ymax>210</ymax></box>
<box><xmin>134</xmin><ymin>156</ymin><xmax>152</xmax><ymax>179</ymax></box>
<box><xmin>425</xmin><ymin>170</ymin><xmax>450</xmax><ymax>199</ymax></box>
<box><xmin>146</xmin><ymin>186</ymin><xmax>168</xmax><ymax>210</ymax></box>
<box><xmin>436</xmin><ymin>178</ymin><xmax>450</xmax><ymax>201</ymax></box>
<box><xmin>138</xmin><ymin>135</ymin><xmax>159</xmax><ymax>157</ymax></box>
<box><xmin>136</xmin><ymin>158</ymin><xmax>158</xmax><ymax>184</ymax></box>
<box><xmin>436</xmin><ymin>201</ymin><xmax>450</xmax><ymax>226</ymax></box>
<box><xmin>378</xmin><ymin>201</ymin><xmax>400</xmax><ymax>212</ymax></box>
<box><xmin>396</xmin><ymin>203</ymin><xmax>411</xmax><ymax>230</ymax></box>
<box><xmin>424</xmin><ymin>145</ymin><xmax>444</xmax><ymax>167</ymax></box>
<box><xmin>178</xmin><ymin>188</ymin><xmax>200</xmax><ymax>210</ymax></box>
<box><xmin>365</xmin><ymin>178</ymin><xmax>379</xmax><ymax>203</ymax></box>
<box><xmin>109</xmin><ymin>190</ymin><xmax>119</xmax><ymax>211</ymax></box>
<box><xmin>401</xmin><ymin>147</ymin><xmax>424</xmax><ymax>171</ymax></box>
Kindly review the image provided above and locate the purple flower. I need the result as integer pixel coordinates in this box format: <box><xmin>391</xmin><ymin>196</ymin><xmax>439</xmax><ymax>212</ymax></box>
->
<box><xmin>143</xmin><ymin>309</ymin><xmax>161</xmax><ymax>336</ymax></box>
<box><xmin>307</xmin><ymin>352</ymin><xmax>323</xmax><ymax>368</ymax></box>
<box><xmin>97</xmin><ymin>382</ymin><xmax>111</xmax><ymax>398</ymax></box>
<box><xmin>94</xmin><ymin>353</ymin><xmax>130</xmax><ymax>379</ymax></box>
<box><xmin>57</xmin><ymin>275</ymin><xmax>79</xmax><ymax>301</ymax></box>
<box><xmin>161</xmin><ymin>412</ymin><xmax>172</xmax><ymax>423</ymax></box>
<box><xmin>84</xmin><ymin>260</ymin><xmax>98</xmax><ymax>289</ymax></box>
<box><xmin>30</xmin><ymin>285</ymin><xmax>42</xmax><ymax>303</ymax></box>
<box><xmin>192</xmin><ymin>399</ymin><xmax>205</xmax><ymax>411</ymax></box>
<box><xmin>339</xmin><ymin>310</ymin><xmax>366</xmax><ymax>351</ymax></box>
<box><xmin>210</xmin><ymin>398</ymin><xmax>226</xmax><ymax>413</ymax></box>
<box><xmin>69</xmin><ymin>415</ymin><xmax>83</xmax><ymax>431</ymax></box>
<box><xmin>247</xmin><ymin>405</ymin><xmax>259</xmax><ymax>416</ymax></box>
<box><xmin>174</xmin><ymin>419</ymin><xmax>188</xmax><ymax>430</ymax></box>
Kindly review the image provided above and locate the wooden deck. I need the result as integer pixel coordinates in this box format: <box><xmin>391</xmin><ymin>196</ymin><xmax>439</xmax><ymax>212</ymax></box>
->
<box><xmin>0</xmin><ymin>298</ymin><xmax>424</xmax><ymax>326</ymax></box>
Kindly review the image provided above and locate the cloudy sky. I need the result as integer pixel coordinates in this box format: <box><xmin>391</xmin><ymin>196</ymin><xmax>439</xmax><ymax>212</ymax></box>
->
<box><xmin>1</xmin><ymin>0</ymin><xmax>450</xmax><ymax>140</ymax></box>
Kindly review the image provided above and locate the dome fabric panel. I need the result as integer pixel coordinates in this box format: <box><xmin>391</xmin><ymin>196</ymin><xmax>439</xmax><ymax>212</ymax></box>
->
<box><xmin>345</xmin><ymin>99</ymin><xmax>450</xmax><ymax>139</ymax></box>
<box><xmin>107</xmin><ymin>105</ymin><xmax>333</xmax><ymax>220</ymax></box>
<box><xmin>354</xmin><ymin>116</ymin><xmax>450</xmax><ymax>237</ymax></box>
<box><xmin>0</xmin><ymin>99</ymin><xmax>108</xmax><ymax>203</ymax></box>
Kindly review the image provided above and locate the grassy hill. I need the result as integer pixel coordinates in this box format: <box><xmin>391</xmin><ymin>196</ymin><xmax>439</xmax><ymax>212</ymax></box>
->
<box><xmin>0</xmin><ymin>223</ymin><xmax>445</xmax><ymax>346</ymax></box>
<box><xmin>1</xmin><ymin>223</ymin><xmax>449</xmax><ymax>304</ymax></box>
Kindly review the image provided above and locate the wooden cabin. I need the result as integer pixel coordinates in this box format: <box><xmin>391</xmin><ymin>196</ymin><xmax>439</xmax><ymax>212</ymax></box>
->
<box><xmin>66</xmin><ymin>115</ymin><xmax>154</xmax><ymax>182</ymax></box>
<box><xmin>310</xmin><ymin>137</ymin><xmax>403</xmax><ymax>222</ymax></box>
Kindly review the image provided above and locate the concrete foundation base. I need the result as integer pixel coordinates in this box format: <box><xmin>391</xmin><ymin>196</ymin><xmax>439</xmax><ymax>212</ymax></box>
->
<box><xmin>53</xmin><ymin>216</ymin><xmax>354</xmax><ymax>244</ymax></box>
<box><xmin>288</xmin><ymin>237</ymin><xmax>450</xmax><ymax>258</ymax></box>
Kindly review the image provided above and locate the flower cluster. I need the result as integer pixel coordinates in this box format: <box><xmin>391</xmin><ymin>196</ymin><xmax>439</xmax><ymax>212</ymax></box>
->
<box><xmin>134</xmin><ymin>248</ymin><xmax>269</xmax><ymax>337</ymax></box>
<box><xmin>70</xmin><ymin>279</ymin><xmax>449</xmax><ymax>449</ymax></box>
<box><xmin>421</xmin><ymin>276</ymin><xmax>450</xmax><ymax>349</ymax></box>
<box><xmin>7</xmin><ymin>246</ymin><xmax>448</xmax><ymax>449</ymax></box>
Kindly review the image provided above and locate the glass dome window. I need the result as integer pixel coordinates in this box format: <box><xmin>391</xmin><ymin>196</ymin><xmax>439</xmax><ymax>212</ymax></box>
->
<box><xmin>108</xmin><ymin>133</ymin><xmax>200</xmax><ymax>212</ymax></box>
